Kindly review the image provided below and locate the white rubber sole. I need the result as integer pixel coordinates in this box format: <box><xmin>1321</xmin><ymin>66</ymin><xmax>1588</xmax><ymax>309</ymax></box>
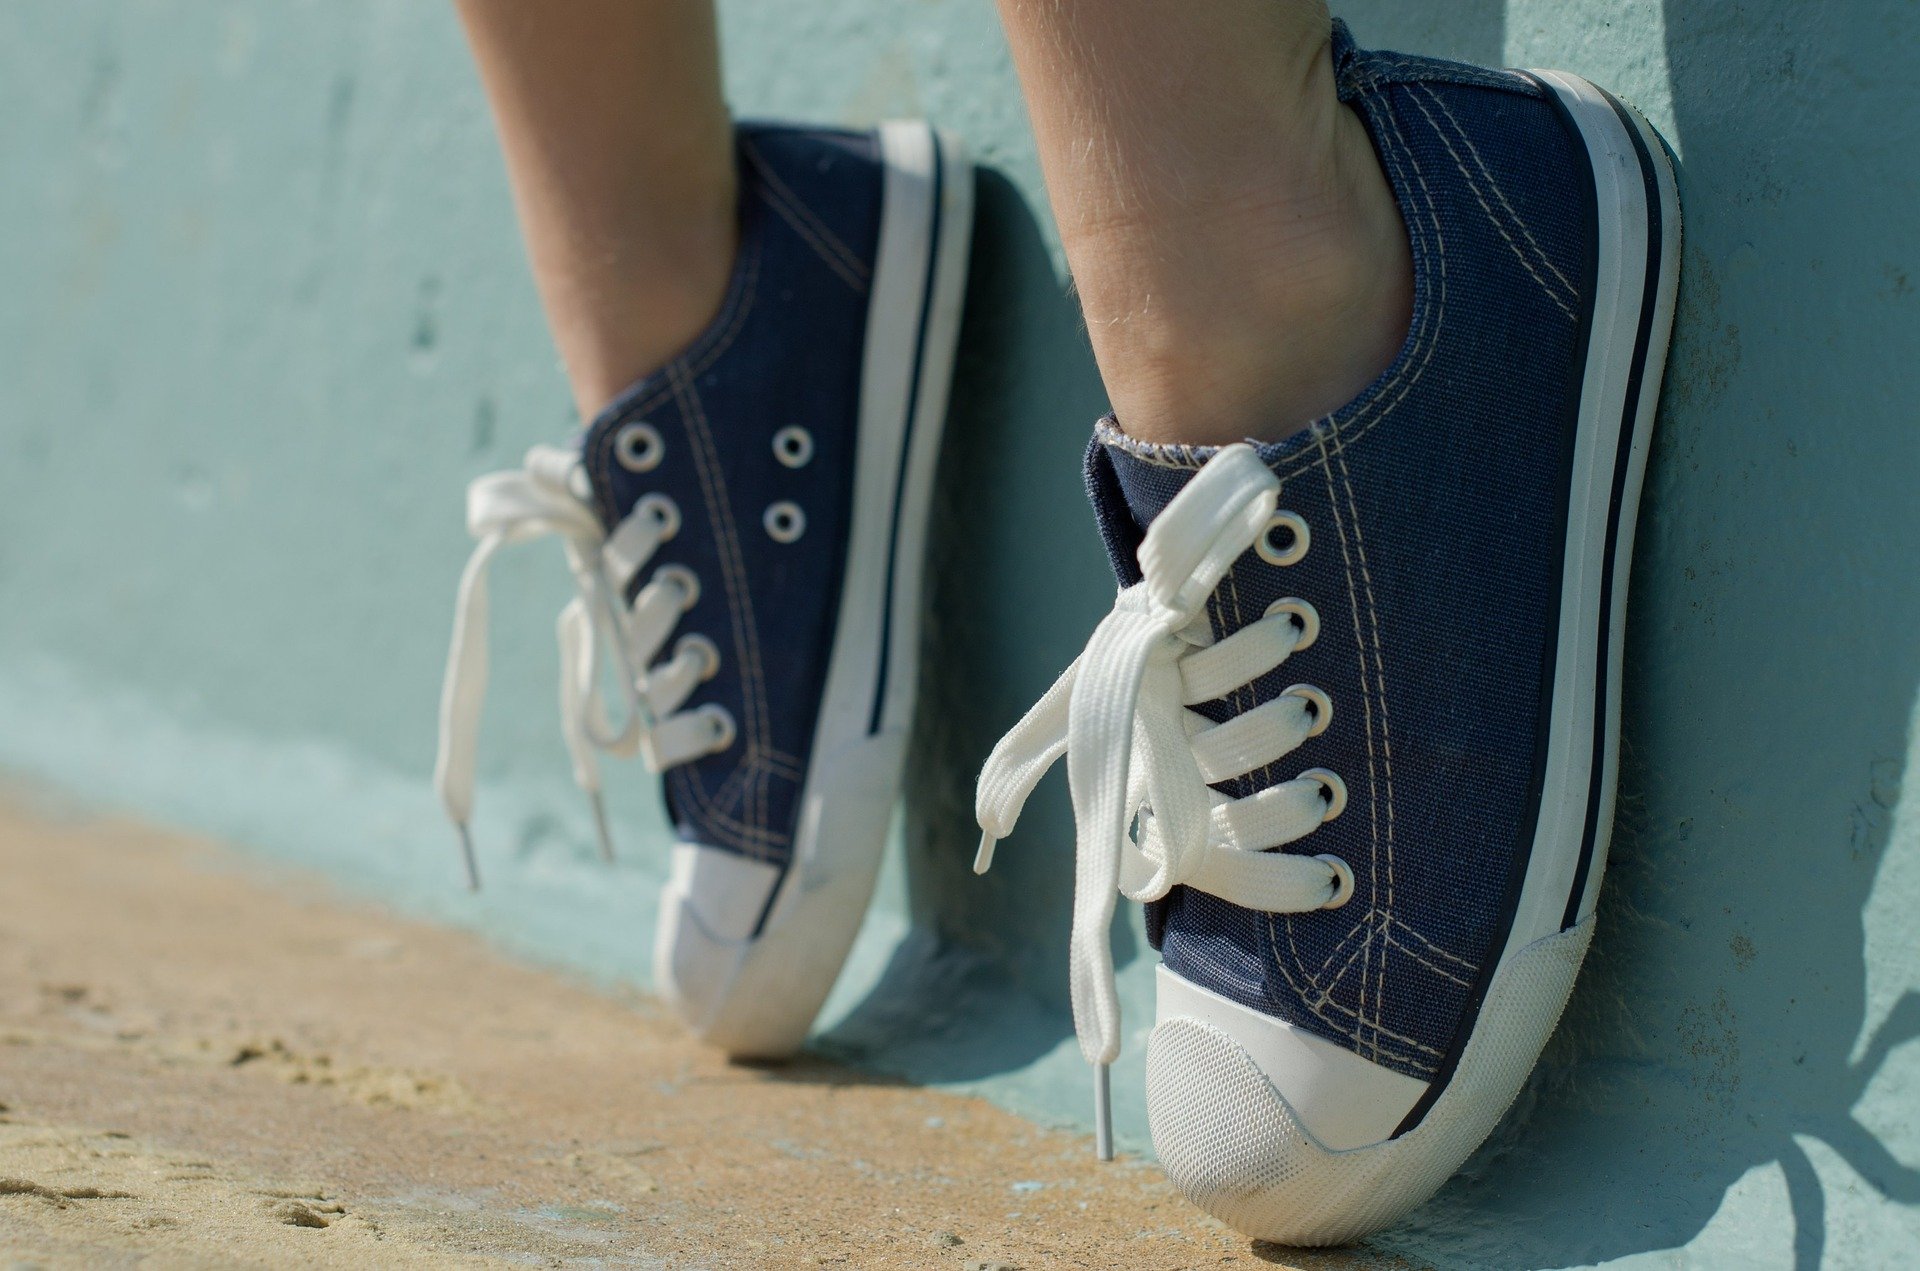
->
<box><xmin>1503</xmin><ymin>70</ymin><xmax>1681</xmax><ymax>957</ymax></box>
<box><xmin>1149</xmin><ymin>74</ymin><xmax>1681</xmax><ymax>1243</ymax></box>
<box><xmin>654</xmin><ymin>121</ymin><xmax>975</xmax><ymax>1059</ymax></box>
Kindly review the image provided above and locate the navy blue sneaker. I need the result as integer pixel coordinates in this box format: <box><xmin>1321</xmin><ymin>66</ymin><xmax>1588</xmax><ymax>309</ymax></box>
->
<box><xmin>438</xmin><ymin>120</ymin><xmax>974</xmax><ymax>1058</ymax></box>
<box><xmin>974</xmin><ymin>25</ymin><xmax>1678</xmax><ymax>1244</ymax></box>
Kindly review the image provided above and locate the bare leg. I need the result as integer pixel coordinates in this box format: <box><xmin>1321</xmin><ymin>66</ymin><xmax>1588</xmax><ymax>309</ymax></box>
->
<box><xmin>455</xmin><ymin>0</ymin><xmax>736</xmax><ymax>420</ymax></box>
<box><xmin>997</xmin><ymin>0</ymin><xmax>1412</xmax><ymax>445</ymax></box>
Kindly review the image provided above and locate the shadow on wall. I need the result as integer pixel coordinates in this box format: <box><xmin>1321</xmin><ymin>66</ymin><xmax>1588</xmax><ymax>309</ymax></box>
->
<box><xmin>1408</xmin><ymin>2</ymin><xmax>1920</xmax><ymax>1268</ymax></box>
<box><xmin>838</xmin><ymin>3</ymin><xmax>1920</xmax><ymax>1268</ymax></box>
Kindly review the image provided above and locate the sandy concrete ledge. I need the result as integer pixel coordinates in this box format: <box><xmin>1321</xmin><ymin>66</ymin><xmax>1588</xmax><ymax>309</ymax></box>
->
<box><xmin>0</xmin><ymin>792</ymin><xmax>1405</xmax><ymax>1269</ymax></box>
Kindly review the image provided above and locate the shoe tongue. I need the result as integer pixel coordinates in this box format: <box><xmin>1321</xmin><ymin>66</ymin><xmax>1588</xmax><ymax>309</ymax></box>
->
<box><xmin>1083</xmin><ymin>418</ymin><xmax>1206</xmax><ymax>587</ymax></box>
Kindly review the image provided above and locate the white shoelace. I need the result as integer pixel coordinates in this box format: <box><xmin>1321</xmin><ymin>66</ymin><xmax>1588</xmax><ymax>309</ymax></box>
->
<box><xmin>434</xmin><ymin>445</ymin><xmax>734</xmax><ymax>888</ymax></box>
<box><xmin>973</xmin><ymin>444</ymin><xmax>1351</xmax><ymax>1157</ymax></box>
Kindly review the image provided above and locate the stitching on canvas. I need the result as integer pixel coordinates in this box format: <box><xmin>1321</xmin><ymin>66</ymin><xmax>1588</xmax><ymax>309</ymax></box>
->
<box><xmin>1300</xmin><ymin>908</ymin><xmax>1375</xmax><ymax>979</ymax></box>
<box><xmin>1326</xmin><ymin>421</ymin><xmax>1404</xmax><ymax>1063</ymax></box>
<box><xmin>1272</xmin><ymin>906</ymin><xmax>1366</xmax><ymax>1050</ymax></box>
<box><xmin>744</xmin><ymin>141</ymin><xmax>872</xmax><ymax>283</ymax></box>
<box><xmin>1312</xmin><ymin>426</ymin><xmax>1387</xmax><ymax>1062</ymax></box>
<box><xmin>1315</xmin><ymin>912</ymin><xmax>1386</xmax><ymax>1001</ymax></box>
<box><xmin>1416</xmin><ymin>85</ymin><xmax>1578</xmax><ymax>300</ymax></box>
<box><xmin>1390</xmin><ymin>916</ymin><xmax>1473</xmax><ymax>967</ymax></box>
<box><xmin>1264</xmin><ymin>918</ymin><xmax>1439</xmax><ymax>1071</ymax></box>
<box><xmin>743</xmin><ymin>140</ymin><xmax>871</xmax><ymax>293</ymax></box>
<box><xmin>683</xmin><ymin>771</ymin><xmax>787</xmax><ymax>852</ymax></box>
<box><xmin>673</xmin><ymin>367</ymin><xmax>773</xmax><ymax>752</ymax></box>
<box><xmin>759</xmin><ymin>751</ymin><xmax>804</xmax><ymax>781</ymax></box>
<box><xmin>708</xmin><ymin>750</ymin><xmax>755</xmax><ymax>820</ymax></box>
<box><xmin>1383</xmin><ymin>930</ymin><xmax>1473</xmax><ymax>988</ymax></box>
<box><xmin>669</xmin><ymin>365</ymin><xmax>777</xmax><ymax>841</ymax></box>
<box><xmin>668</xmin><ymin>768</ymin><xmax>785</xmax><ymax>858</ymax></box>
<box><xmin>762</xmin><ymin>178</ymin><xmax>870</xmax><ymax>293</ymax></box>
<box><xmin>1351</xmin><ymin>57</ymin><xmax>1529</xmax><ymax>96</ymax></box>
<box><xmin>1273</xmin><ymin>908</ymin><xmax>1366</xmax><ymax>1012</ymax></box>
<box><xmin>750</xmin><ymin>756</ymin><xmax>767</xmax><ymax>845</ymax></box>
<box><xmin>1407</xmin><ymin>86</ymin><xmax>1577</xmax><ymax>320</ymax></box>
<box><xmin>1280</xmin><ymin>923</ymin><xmax>1445</xmax><ymax>1059</ymax></box>
<box><xmin>672</xmin><ymin>747</ymin><xmax>791</xmax><ymax>850</ymax></box>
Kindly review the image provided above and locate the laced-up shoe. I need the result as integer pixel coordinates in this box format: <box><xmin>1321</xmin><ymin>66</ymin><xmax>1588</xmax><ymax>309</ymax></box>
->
<box><xmin>975</xmin><ymin>23</ymin><xmax>1678</xmax><ymax>1243</ymax></box>
<box><xmin>438</xmin><ymin>120</ymin><xmax>974</xmax><ymax>1058</ymax></box>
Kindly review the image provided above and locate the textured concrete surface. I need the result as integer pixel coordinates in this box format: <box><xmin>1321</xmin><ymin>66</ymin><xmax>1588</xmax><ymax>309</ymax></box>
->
<box><xmin>0</xmin><ymin>792</ymin><xmax>1368</xmax><ymax>1270</ymax></box>
<box><xmin>0</xmin><ymin>1</ymin><xmax>1917</xmax><ymax>1266</ymax></box>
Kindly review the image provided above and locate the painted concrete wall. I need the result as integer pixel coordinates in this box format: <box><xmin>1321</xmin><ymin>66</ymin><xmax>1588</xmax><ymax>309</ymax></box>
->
<box><xmin>1</xmin><ymin>1</ymin><xmax>1916</xmax><ymax>1265</ymax></box>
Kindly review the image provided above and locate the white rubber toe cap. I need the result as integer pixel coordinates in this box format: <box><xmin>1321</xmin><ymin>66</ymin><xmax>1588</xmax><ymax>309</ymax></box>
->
<box><xmin>653</xmin><ymin>843</ymin><xmax>783</xmax><ymax>1050</ymax></box>
<box><xmin>1147</xmin><ymin>917</ymin><xmax>1595</xmax><ymax>1246</ymax></box>
<box><xmin>652</xmin><ymin>828</ymin><xmax>887</xmax><ymax>1061</ymax></box>
<box><xmin>1154</xmin><ymin>966</ymin><xmax>1429</xmax><ymax>1150</ymax></box>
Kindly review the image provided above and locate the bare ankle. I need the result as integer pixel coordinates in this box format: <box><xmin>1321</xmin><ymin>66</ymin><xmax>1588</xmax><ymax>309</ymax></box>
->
<box><xmin>1096</xmin><ymin>121</ymin><xmax>1412</xmax><ymax>447</ymax></box>
<box><xmin>558</xmin><ymin>229</ymin><xmax>737</xmax><ymax>420</ymax></box>
<box><xmin>546</xmin><ymin>174</ymin><xmax>738</xmax><ymax>421</ymax></box>
<box><xmin>1063</xmin><ymin>35</ymin><xmax>1412</xmax><ymax>447</ymax></box>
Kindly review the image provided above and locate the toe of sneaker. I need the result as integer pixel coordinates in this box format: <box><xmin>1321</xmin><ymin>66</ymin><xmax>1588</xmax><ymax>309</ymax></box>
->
<box><xmin>1146</xmin><ymin>919</ymin><xmax>1596</xmax><ymax>1245</ymax></box>
<box><xmin>1146</xmin><ymin>1015</ymin><xmax>1427</xmax><ymax>1246</ymax></box>
<box><xmin>652</xmin><ymin>842</ymin><xmax>790</xmax><ymax>1054</ymax></box>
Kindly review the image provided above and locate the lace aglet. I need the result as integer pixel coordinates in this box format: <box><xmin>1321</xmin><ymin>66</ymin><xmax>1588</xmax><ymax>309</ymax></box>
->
<box><xmin>1093</xmin><ymin>1061</ymin><xmax>1114</xmax><ymax>1161</ymax></box>
<box><xmin>454</xmin><ymin>822</ymin><xmax>481</xmax><ymax>892</ymax></box>
<box><xmin>588</xmin><ymin>791</ymin><xmax>616</xmax><ymax>863</ymax></box>
<box><xmin>973</xmin><ymin>830</ymin><xmax>998</xmax><ymax>875</ymax></box>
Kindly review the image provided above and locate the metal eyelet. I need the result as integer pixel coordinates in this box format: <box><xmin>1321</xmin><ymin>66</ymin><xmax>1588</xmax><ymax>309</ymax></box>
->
<box><xmin>1315</xmin><ymin>855</ymin><xmax>1355</xmax><ymax>908</ymax></box>
<box><xmin>636</xmin><ymin>492</ymin><xmax>681</xmax><ymax>540</ymax></box>
<box><xmin>699</xmin><ymin>703</ymin><xmax>737</xmax><ymax>753</ymax></box>
<box><xmin>1265</xmin><ymin>598</ymin><xmax>1320</xmax><ymax>652</ymax></box>
<box><xmin>1299</xmin><ymin>767</ymin><xmax>1348</xmax><ymax>822</ymax></box>
<box><xmin>1256</xmin><ymin>511</ymin><xmax>1311</xmax><ymax>566</ymax></box>
<box><xmin>772</xmin><ymin>425</ymin><xmax>814</xmax><ymax>469</ymax></box>
<box><xmin>763</xmin><ymin>501</ymin><xmax>806</xmax><ymax>543</ymax></box>
<box><xmin>615</xmin><ymin>421</ymin><xmax>665</xmax><ymax>472</ymax></box>
<box><xmin>1281</xmin><ymin>683</ymin><xmax>1333</xmax><ymax>737</ymax></box>
<box><xmin>675</xmin><ymin>633</ymin><xmax>721</xmax><ymax>682</ymax></box>
<box><xmin>653</xmin><ymin>563</ymin><xmax>701</xmax><ymax>611</ymax></box>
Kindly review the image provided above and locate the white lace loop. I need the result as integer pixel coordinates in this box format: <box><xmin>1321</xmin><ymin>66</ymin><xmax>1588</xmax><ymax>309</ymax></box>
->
<box><xmin>434</xmin><ymin>444</ymin><xmax>730</xmax><ymax>884</ymax></box>
<box><xmin>973</xmin><ymin>443</ymin><xmax>1347</xmax><ymax>1119</ymax></box>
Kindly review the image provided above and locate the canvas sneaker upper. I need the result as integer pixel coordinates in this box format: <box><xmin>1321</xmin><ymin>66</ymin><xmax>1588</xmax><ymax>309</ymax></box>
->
<box><xmin>573</xmin><ymin>125</ymin><xmax>888</xmax><ymax>873</ymax></box>
<box><xmin>436</xmin><ymin>123</ymin><xmax>886</xmax><ymax>883</ymax></box>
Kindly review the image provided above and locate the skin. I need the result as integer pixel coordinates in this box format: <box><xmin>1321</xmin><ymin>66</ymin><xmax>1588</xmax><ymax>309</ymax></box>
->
<box><xmin>995</xmin><ymin>0</ymin><xmax>1412</xmax><ymax>444</ymax></box>
<box><xmin>455</xmin><ymin>0</ymin><xmax>1412</xmax><ymax>445</ymax></box>
<box><xmin>454</xmin><ymin>0</ymin><xmax>736</xmax><ymax>421</ymax></box>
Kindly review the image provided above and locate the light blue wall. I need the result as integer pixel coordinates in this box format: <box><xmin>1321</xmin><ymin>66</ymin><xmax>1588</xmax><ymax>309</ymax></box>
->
<box><xmin>1</xmin><ymin>2</ymin><xmax>1916</xmax><ymax>1265</ymax></box>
